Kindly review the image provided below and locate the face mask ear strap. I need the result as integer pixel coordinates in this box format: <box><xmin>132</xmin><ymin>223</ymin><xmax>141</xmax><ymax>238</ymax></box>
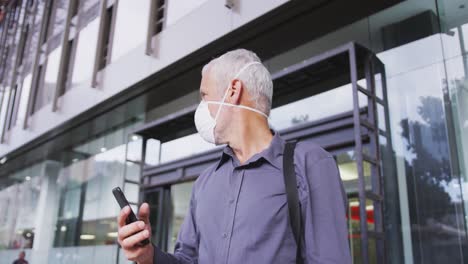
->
<box><xmin>213</xmin><ymin>85</ymin><xmax>231</xmax><ymax>121</ymax></box>
<box><xmin>206</xmin><ymin>101</ymin><xmax>269</xmax><ymax>119</ymax></box>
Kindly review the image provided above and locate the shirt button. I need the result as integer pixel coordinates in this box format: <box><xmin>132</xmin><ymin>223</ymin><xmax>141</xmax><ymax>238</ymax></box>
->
<box><xmin>222</xmin><ymin>233</ymin><xmax>228</xmax><ymax>238</ymax></box>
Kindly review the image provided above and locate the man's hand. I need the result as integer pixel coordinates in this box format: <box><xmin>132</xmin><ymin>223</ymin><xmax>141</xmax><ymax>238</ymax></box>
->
<box><xmin>118</xmin><ymin>203</ymin><xmax>154</xmax><ymax>264</ymax></box>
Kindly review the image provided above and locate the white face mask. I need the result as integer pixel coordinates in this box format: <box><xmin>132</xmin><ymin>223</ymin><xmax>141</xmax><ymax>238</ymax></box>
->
<box><xmin>194</xmin><ymin>62</ymin><xmax>268</xmax><ymax>144</ymax></box>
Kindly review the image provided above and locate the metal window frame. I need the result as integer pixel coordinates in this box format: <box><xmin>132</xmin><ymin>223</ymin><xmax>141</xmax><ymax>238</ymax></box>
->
<box><xmin>146</xmin><ymin>0</ymin><xmax>166</xmax><ymax>56</ymax></box>
<box><xmin>0</xmin><ymin>10</ymin><xmax>13</xmax><ymax>78</ymax></box>
<box><xmin>0</xmin><ymin>3</ymin><xmax>20</xmax><ymax>84</ymax></box>
<box><xmin>3</xmin><ymin>0</ymin><xmax>35</xmax><ymax>135</ymax></box>
<box><xmin>52</xmin><ymin>0</ymin><xmax>79</xmax><ymax>111</ymax></box>
<box><xmin>53</xmin><ymin>0</ymin><xmax>103</xmax><ymax>109</ymax></box>
<box><xmin>91</xmin><ymin>0</ymin><xmax>117</xmax><ymax>88</ymax></box>
<box><xmin>24</xmin><ymin>0</ymin><xmax>56</xmax><ymax>128</ymax></box>
<box><xmin>0</xmin><ymin>0</ymin><xmax>30</xmax><ymax>142</ymax></box>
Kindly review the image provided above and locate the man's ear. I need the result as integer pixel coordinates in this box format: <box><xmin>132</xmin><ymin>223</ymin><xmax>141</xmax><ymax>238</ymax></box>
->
<box><xmin>229</xmin><ymin>79</ymin><xmax>243</xmax><ymax>104</ymax></box>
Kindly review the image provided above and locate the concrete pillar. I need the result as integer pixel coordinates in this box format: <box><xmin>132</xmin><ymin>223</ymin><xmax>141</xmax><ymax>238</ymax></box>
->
<box><xmin>31</xmin><ymin>160</ymin><xmax>62</xmax><ymax>264</ymax></box>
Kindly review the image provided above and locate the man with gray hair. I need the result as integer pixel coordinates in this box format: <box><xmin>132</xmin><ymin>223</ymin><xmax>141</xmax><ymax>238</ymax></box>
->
<box><xmin>117</xmin><ymin>49</ymin><xmax>351</xmax><ymax>264</ymax></box>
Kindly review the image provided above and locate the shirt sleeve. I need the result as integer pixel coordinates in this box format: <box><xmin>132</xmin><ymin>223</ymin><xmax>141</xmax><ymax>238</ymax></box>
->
<box><xmin>153</xmin><ymin>188</ymin><xmax>199</xmax><ymax>264</ymax></box>
<box><xmin>300</xmin><ymin>155</ymin><xmax>352</xmax><ymax>264</ymax></box>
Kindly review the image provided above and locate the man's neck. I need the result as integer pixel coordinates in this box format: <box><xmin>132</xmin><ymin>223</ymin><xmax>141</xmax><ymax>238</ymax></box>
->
<box><xmin>227</xmin><ymin>115</ymin><xmax>273</xmax><ymax>165</ymax></box>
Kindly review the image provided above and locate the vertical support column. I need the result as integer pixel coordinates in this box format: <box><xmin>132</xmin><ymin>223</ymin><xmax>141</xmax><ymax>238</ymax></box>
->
<box><xmin>349</xmin><ymin>45</ymin><xmax>369</xmax><ymax>264</ymax></box>
<box><xmin>365</xmin><ymin>54</ymin><xmax>385</xmax><ymax>263</ymax></box>
<box><xmin>31</xmin><ymin>160</ymin><xmax>62</xmax><ymax>264</ymax></box>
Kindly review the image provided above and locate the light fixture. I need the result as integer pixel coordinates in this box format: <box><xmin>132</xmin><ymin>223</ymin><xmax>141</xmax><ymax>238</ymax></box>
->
<box><xmin>80</xmin><ymin>234</ymin><xmax>96</xmax><ymax>240</ymax></box>
<box><xmin>107</xmin><ymin>232</ymin><xmax>118</xmax><ymax>238</ymax></box>
<box><xmin>60</xmin><ymin>225</ymin><xmax>67</xmax><ymax>232</ymax></box>
<box><xmin>72</xmin><ymin>158</ymin><xmax>79</xmax><ymax>163</ymax></box>
<box><xmin>0</xmin><ymin>156</ymin><xmax>7</xmax><ymax>164</ymax></box>
<box><xmin>100</xmin><ymin>147</ymin><xmax>107</xmax><ymax>153</ymax></box>
<box><xmin>25</xmin><ymin>176</ymin><xmax>31</xmax><ymax>181</ymax></box>
<box><xmin>131</xmin><ymin>135</ymin><xmax>139</xmax><ymax>141</ymax></box>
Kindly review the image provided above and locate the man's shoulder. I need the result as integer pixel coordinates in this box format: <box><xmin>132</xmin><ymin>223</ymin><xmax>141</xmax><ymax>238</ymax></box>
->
<box><xmin>294</xmin><ymin>139</ymin><xmax>333</xmax><ymax>162</ymax></box>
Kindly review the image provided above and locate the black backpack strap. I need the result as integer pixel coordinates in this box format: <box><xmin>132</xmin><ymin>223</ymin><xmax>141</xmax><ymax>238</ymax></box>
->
<box><xmin>283</xmin><ymin>141</ymin><xmax>303</xmax><ymax>264</ymax></box>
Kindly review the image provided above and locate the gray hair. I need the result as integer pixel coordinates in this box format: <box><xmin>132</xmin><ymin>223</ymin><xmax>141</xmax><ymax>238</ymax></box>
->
<box><xmin>202</xmin><ymin>49</ymin><xmax>273</xmax><ymax>115</ymax></box>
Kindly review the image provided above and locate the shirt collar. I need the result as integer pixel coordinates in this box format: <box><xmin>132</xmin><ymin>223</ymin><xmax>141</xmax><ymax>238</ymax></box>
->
<box><xmin>215</xmin><ymin>130</ymin><xmax>285</xmax><ymax>171</ymax></box>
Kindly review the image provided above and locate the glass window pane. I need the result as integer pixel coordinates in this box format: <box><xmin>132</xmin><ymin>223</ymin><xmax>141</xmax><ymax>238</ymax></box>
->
<box><xmin>0</xmin><ymin>86</ymin><xmax>11</xmax><ymax>134</ymax></box>
<box><xmin>111</xmin><ymin>0</ymin><xmax>150</xmax><ymax>61</ymax></box>
<box><xmin>269</xmin><ymin>84</ymin><xmax>358</xmax><ymax>131</ymax></box>
<box><xmin>54</xmin><ymin>142</ymin><xmax>126</xmax><ymax>247</ymax></box>
<box><xmin>160</xmin><ymin>134</ymin><xmax>215</xmax><ymax>164</ymax></box>
<box><xmin>168</xmin><ymin>181</ymin><xmax>194</xmax><ymax>253</ymax></box>
<box><xmin>127</xmin><ymin>135</ymin><xmax>142</xmax><ymax>163</ymax></box>
<box><xmin>336</xmin><ymin>150</ymin><xmax>372</xmax><ymax>194</ymax></box>
<box><xmin>125</xmin><ymin>161</ymin><xmax>140</xmax><ymax>182</ymax></box>
<box><xmin>145</xmin><ymin>138</ymin><xmax>161</xmax><ymax>166</ymax></box>
<box><xmin>16</xmin><ymin>73</ymin><xmax>32</xmax><ymax>126</ymax></box>
<box><xmin>444</xmin><ymin>50</ymin><xmax>468</xmax><ymax>242</ymax></box>
<box><xmin>70</xmin><ymin>17</ymin><xmax>100</xmax><ymax>89</ymax></box>
<box><xmin>51</xmin><ymin>0</ymin><xmax>69</xmax><ymax>36</ymax></box>
<box><xmin>125</xmin><ymin>183</ymin><xmax>139</xmax><ymax>204</ymax></box>
<box><xmin>36</xmin><ymin>46</ymin><xmax>63</xmax><ymax>110</ymax></box>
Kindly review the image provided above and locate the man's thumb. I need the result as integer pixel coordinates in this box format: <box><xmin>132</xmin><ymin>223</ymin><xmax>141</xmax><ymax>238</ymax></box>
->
<box><xmin>138</xmin><ymin>202</ymin><xmax>150</xmax><ymax>224</ymax></box>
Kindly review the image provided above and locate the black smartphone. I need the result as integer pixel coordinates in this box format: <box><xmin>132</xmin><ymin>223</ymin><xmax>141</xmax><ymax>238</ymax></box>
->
<box><xmin>112</xmin><ymin>187</ymin><xmax>150</xmax><ymax>246</ymax></box>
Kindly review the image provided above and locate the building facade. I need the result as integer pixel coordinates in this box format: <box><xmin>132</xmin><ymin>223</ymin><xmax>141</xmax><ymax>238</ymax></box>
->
<box><xmin>0</xmin><ymin>0</ymin><xmax>467</xmax><ymax>263</ymax></box>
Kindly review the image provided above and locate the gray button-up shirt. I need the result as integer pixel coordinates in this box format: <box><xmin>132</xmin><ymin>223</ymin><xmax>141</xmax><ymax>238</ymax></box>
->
<box><xmin>154</xmin><ymin>132</ymin><xmax>352</xmax><ymax>264</ymax></box>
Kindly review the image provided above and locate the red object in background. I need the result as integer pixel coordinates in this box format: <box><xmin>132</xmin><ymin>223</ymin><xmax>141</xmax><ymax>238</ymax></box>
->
<box><xmin>346</xmin><ymin>205</ymin><xmax>375</xmax><ymax>239</ymax></box>
<box><xmin>346</xmin><ymin>204</ymin><xmax>374</xmax><ymax>224</ymax></box>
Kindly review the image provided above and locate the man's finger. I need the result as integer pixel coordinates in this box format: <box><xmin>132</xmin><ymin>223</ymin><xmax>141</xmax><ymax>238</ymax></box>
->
<box><xmin>138</xmin><ymin>203</ymin><xmax>150</xmax><ymax>224</ymax></box>
<box><xmin>118</xmin><ymin>221</ymin><xmax>146</xmax><ymax>240</ymax></box>
<box><xmin>121</xmin><ymin>229</ymin><xmax>150</xmax><ymax>249</ymax></box>
<box><xmin>118</xmin><ymin>206</ymin><xmax>131</xmax><ymax>228</ymax></box>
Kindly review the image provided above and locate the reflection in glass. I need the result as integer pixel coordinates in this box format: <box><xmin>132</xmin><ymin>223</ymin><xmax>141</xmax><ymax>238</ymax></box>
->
<box><xmin>384</xmin><ymin>58</ymin><xmax>467</xmax><ymax>262</ymax></box>
<box><xmin>111</xmin><ymin>0</ymin><xmax>150</xmax><ymax>61</ymax></box>
<box><xmin>336</xmin><ymin>150</ymin><xmax>372</xmax><ymax>194</ymax></box>
<box><xmin>269</xmin><ymin>84</ymin><xmax>366</xmax><ymax>131</ymax></box>
<box><xmin>160</xmin><ymin>133</ymin><xmax>215</xmax><ymax>164</ymax></box>
<box><xmin>35</xmin><ymin>46</ymin><xmax>63</xmax><ymax>111</ymax></box>
<box><xmin>0</xmin><ymin>87</ymin><xmax>11</xmax><ymax>134</ymax></box>
<box><xmin>445</xmin><ymin>53</ymin><xmax>468</xmax><ymax>241</ymax></box>
<box><xmin>0</xmin><ymin>164</ymin><xmax>42</xmax><ymax>249</ymax></box>
<box><xmin>145</xmin><ymin>138</ymin><xmax>161</xmax><ymax>166</ymax></box>
<box><xmin>438</xmin><ymin>0</ymin><xmax>468</xmax><ymax>60</ymax></box>
<box><xmin>70</xmin><ymin>18</ymin><xmax>100</xmax><ymax>89</ymax></box>
<box><xmin>51</xmin><ymin>0</ymin><xmax>69</xmax><ymax>36</ymax></box>
<box><xmin>127</xmin><ymin>135</ymin><xmax>143</xmax><ymax>163</ymax></box>
<box><xmin>54</xmin><ymin>143</ymin><xmax>125</xmax><ymax>248</ymax></box>
<box><xmin>16</xmin><ymin>73</ymin><xmax>32</xmax><ymax>126</ymax></box>
<box><xmin>346</xmin><ymin>197</ymin><xmax>376</xmax><ymax>263</ymax></box>
<box><xmin>168</xmin><ymin>181</ymin><xmax>194</xmax><ymax>253</ymax></box>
